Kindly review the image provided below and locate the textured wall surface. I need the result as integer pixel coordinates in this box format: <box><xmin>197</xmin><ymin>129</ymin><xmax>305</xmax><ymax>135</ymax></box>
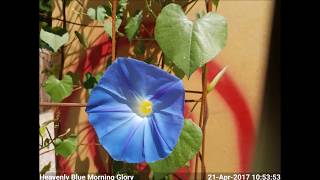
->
<box><xmin>42</xmin><ymin>0</ymin><xmax>276</xmax><ymax>175</ymax></box>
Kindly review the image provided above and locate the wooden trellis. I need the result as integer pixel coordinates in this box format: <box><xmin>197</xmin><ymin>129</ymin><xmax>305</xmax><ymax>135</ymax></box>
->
<box><xmin>39</xmin><ymin>0</ymin><xmax>214</xmax><ymax>179</ymax></box>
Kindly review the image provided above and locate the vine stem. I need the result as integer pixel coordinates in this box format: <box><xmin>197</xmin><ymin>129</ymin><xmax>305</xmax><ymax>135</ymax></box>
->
<box><xmin>39</xmin><ymin>148</ymin><xmax>55</xmax><ymax>156</ymax></box>
<box><xmin>51</xmin><ymin>17</ymin><xmax>104</xmax><ymax>27</ymax></box>
<box><xmin>182</xmin><ymin>0</ymin><xmax>197</xmax><ymax>8</ymax></box>
<box><xmin>160</xmin><ymin>52</ymin><xmax>165</xmax><ymax>69</ymax></box>
<box><xmin>111</xmin><ymin>0</ymin><xmax>117</xmax><ymax>62</ymax></box>
<box><xmin>185</xmin><ymin>0</ymin><xmax>199</xmax><ymax>14</ymax></box>
<box><xmin>200</xmin><ymin>2</ymin><xmax>212</xmax><ymax>180</ymax></box>
<box><xmin>144</xmin><ymin>0</ymin><xmax>157</xmax><ymax>19</ymax></box>
<box><xmin>186</xmin><ymin>90</ymin><xmax>203</xmax><ymax>94</ymax></box>
<box><xmin>195</xmin><ymin>1</ymin><xmax>213</xmax><ymax>178</ymax></box>
<box><xmin>108</xmin><ymin>0</ymin><xmax>118</xmax><ymax>174</ymax></box>
<box><xmin>58</xmin><ymin>0</ymin><xmax>67</xmax><ymax>80</ymax></box>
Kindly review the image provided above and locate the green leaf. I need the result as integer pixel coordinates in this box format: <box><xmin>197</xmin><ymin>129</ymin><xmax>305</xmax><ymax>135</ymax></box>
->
<box><xmin>44</xmin><ymin>75</ymin><xmax>73</xmax><ymax>102</ymax></box>
<box><xmin>75</xmin><ymin>31</ymin><xmax>88</xmax><ymax>48</ymax></box>
<box><xmin>133</xmin><ymin>40</ymin><xmax>145</xmax><ymax>55</ymax></box>
<box><xmin>118</xmin><ymin>0</ymin><xmax>128</xmax><ymax>8</ymax></box>
<box><xmin>207</xmin><ymin>66</ymin><xmax>227</xmax><ymax>93</ymax></box>
<box><xmin>87</xmin><ymin>8</ymin><xmax>96</xmax><ymax>20</ymax></box>
<box><xmin>149</xmin><ymin>119</ymin><xmax>202</xmax><ymax>179</ymax></box>
<box><xmin>39</xmin><ymin>0</ymin><xmax>52</xmax><ymax>13</ymax></box>
<box><xmin>185</xmin><ymin>161</ymin><xmax>190</xmax><ymax>168</ymax></box>
<box><xmin>40</xmin><ymin>29</ymin><xmax>69</xmax><ymax>52</ymax></box>
<box><xmin>95</xmin><ymin>72</ymin><xmax>104</xmax><ymax>82</ymax></box>
<box><xmin>40</xmin><ymin>161</ymin><xmax>51</xmax><ymax>175</ymax></box>
<box><xmin>54</xmin><ymin>138</ymin><xmax>62</xmax><ymax>145</ymax></box>
<box><xmin>125</xmin><ymin>10</ymin><xmax>143</xmax><ymax>41</ymax></box>
<box><xmin>172</xmin><ymin>65</ymin><xmax>185</xmax><ymax>79</ymax></box>
<box><xmin>103</xmin><ymin>18</ymin><xmax>122</xmax><ymax>38</ymax></box>
<box><xmin>39</xmin><ymin>126</ymin><xmax>46</xmax><ymax>137</ymax></box>
<box><xmin>97</xmin><ymin>5</ymin><xmax>107</xmax><ymax>22</ymax></box>
<box><xmin>55</xmin><ymin>136</ymin><xmax>77</xmax><ymax>158</ymax></box>
<box><xmin>83</xmin><ymin>72</ymin><xmax>98</xmax><ymax>89</ymax></box>
<box><xmin>117</xmin><ymin>0</ymin><xmax>128</xmax><ymax>18</ymax></box>
<box><xmin>213</xmin><ymin>0</ymin><xmax>220</xmax><ymax>11</ymax></box>
<box><xmin>164</xmin><ymin>56</ymin><xmax>185</xmax><ymax>79</ymax></box>
<box><xmin>105</xmin><ymin>2</ymin><xmax>112</xmax><ymax>16</ymax></box>
<box><xmin>40</xmin><ymin>119</ymin><xmax>56</xmax><ymax>137</ymax></box>
<box><xmin>155</xmin><ymin>3</ymin><xmax>227</xmax><ymax>78</ymax></box>
<box><xmin>50</xmin><ymin>27</ymin><xmax>67</xmax><ymax>36</ymax></box>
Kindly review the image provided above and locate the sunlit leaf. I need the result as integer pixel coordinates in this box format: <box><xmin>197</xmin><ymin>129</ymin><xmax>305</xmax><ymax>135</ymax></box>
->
<box><xmin>149</xmin><ymin>119</ymin><xmax>202</xmax><ymax>179</ymax></box>
<box><xmin>155</xmin><ymin>3</ymin><xmax>227</xmax><ymax>77</ymax></box>
<box><xmin>55</xmin><ymin>136</ymin><xmax>77</xmax><ymax>158</ymax></box>
<box><xmin>87</xmin><ymin>8</ymin><xmax>96</xmax><ymax>20</ymax></box>
<box><xmin>40</xmin><ymin>29</ymin><xmax>69</xmax><ymax>52</ymax></box>
<box><xmin>39</xmin><ymin>126</ymin><xmax>46</xmax><ymax>137</ymax></box>
<box><xmin>125</xmin><ymin>10</ymin><xmax>143</xmax><ymax>41</ymax></box>
<box><xmin>103</xmin><ymin>18</ymin><xmax>122</xmax><ymax>38</ymax></box>
<box><xmin>97</xmin><ymin>5</ymin><xmax>107</xmax><ymax>22</ymax></box>
<box><xmin>117</xmin><ymin>0</ymin><xmax>128</xmax><ymax>18</ymax></box>
<box><xmin>44</xmin><ymin>75</ymin><xmax>73</xmax><ymax>102</ymax></box>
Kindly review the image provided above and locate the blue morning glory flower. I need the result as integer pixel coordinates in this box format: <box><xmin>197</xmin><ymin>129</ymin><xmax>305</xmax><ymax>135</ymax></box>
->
<box><xmin>86</xmin><ymin>57</ymin><xmax>185</xmax><ymax>163</ymax></box>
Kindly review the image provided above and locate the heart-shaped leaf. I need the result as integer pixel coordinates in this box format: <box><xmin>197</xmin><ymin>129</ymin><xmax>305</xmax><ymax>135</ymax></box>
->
<box><xmin>97</xmin><ymin>5</ymin><xmax>107</xmax><ymax>22</ymax></box>
<box><xmin>104</xmin><ymin>18</ymin><xmax>122</xmax><ymax>38</ymax></box>
<box><xmin>149</xmin><ymin>119</ymin><xmax>202</xmax><ymax>180</ymax></box>
<box><xmin>44</xmin><ymin>75</ymin><xmax>73</xmax><ymax>102</ymax></box>
<box><xmin>155</xmin><ymin>3</ymin><xmax>227</xmax><ymax>77</ymax></box>
<box><xmin>39</xmin><ymin>126</ymin><xmax>46</xmax><ymax>137</ymax></box>
<box><xmin>87</xmin><ymin>8</ymin><xmax>96</xmax><ymax>20</ymax></box>
<box><xmin>55</xmin><ymin>136</ymin><xmax>77</xmax><ymax>158</ymax></box>
<box><xmin>125</xmin><ymin>10</ymin><xmax>143</xmax><ymax>41</ymax></box>
<box><xmin>40</xmin><ymin>29</ymin><xmax>69</xmax><ymax>52</ymax></box>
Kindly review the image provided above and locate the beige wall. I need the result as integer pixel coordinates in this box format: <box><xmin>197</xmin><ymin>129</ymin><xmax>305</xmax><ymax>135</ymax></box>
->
<box><xmin>47</xmin><ymin>0</ymin><xmax>275</xmax><ymax>174</ymax></box>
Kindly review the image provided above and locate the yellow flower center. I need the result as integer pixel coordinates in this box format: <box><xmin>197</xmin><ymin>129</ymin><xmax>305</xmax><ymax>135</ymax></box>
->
<box><xmin>138</xmin><ymin>100</ymin><xmax>153</xmax><ymax>117</ymax></box>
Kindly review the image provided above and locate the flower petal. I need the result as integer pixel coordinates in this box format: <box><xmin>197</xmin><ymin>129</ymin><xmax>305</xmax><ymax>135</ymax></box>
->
<box><xmin>99</xmin><ymin>115</ymin><xmax>145</xmax><ymax>162</ymax></box>
<box><xmin>151</xmin><ymin>80</ymin><xmax>185</xmax><ymax>112</ymax></box>
<box><xmin>116</xmin><ymin>57</ymin><xmax>182</xmax><ymax>99</ymax></box>
<box><xmin>86</xmin><ymin>57</ymin><xmax>185</xmax><ymax>163</ymax></box>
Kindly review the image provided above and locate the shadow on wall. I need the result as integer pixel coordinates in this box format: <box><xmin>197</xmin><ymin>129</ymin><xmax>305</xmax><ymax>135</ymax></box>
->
<box><xmin>252</xmin><ymin>0</ymin><xmax>280</xmax><ymax>172</ymax></box>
